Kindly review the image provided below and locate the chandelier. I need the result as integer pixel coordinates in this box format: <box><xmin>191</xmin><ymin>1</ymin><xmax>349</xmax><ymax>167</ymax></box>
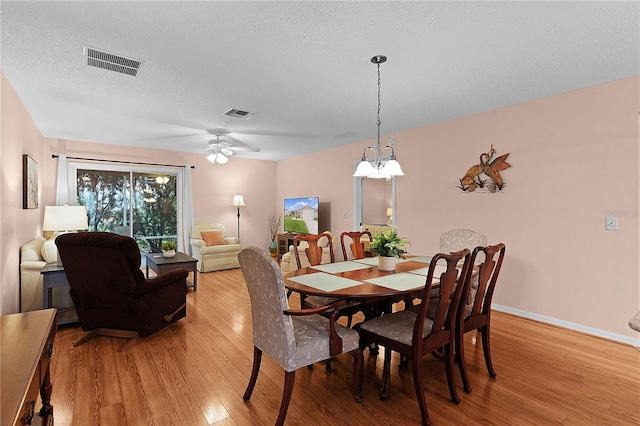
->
<box><xmin>353</xmin><ymin>55</ymin><xmax>404</xmax><ymax>179</ymax></box>
<box><xmin>207</xmin><ymin>149</ymin><xmax>229</xmax><ymax>164</ymax></box>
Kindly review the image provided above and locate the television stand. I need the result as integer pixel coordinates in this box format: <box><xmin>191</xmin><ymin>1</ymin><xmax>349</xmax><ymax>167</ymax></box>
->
<box><xmin>276</xmin><ymin>233</ymin><xmax>296</xmax><ymax>262</ymax></box>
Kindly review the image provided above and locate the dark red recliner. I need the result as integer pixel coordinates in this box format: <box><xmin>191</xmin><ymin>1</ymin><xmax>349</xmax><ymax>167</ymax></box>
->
<box><xmin>56</xmin><ymin>232</ymin><xmax>188</xmax><ymax>351</ymax></box>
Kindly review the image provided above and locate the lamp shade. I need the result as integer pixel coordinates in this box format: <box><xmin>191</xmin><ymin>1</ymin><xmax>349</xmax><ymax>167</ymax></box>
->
<box><xmin>43</xmin><ymin>205</ymin><xmax>88</xmax><ymax>231</ymax></box>
<box><xmin>231</xmin><ymin>194</ymin><xmax>246</xmax><ymax>207</ymax></box>
<box><xmin>353</xmin><ymin>160</ymin><xmax>375</xmax><ymax>177</ymax></box>
<box><xmin>386</xmin><ymin>208</ymin><xmax>393</xmax><ymax>217</ymax></box>
<box><xmin>380</xmin><ymin>159</ymin><xmax>405</xmax><ymax>177</ymax></box>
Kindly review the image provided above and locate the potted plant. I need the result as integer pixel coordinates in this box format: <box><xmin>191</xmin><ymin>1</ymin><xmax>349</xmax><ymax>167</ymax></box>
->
<box><xmin>161</xmin><ymin>240</ymin><xmax>177</xmax><ymax>258</ymax></box>
<box><xmin>370</xmin><ymin>228</ymin><xmax>409</xmax><ymax>271</ymax></box>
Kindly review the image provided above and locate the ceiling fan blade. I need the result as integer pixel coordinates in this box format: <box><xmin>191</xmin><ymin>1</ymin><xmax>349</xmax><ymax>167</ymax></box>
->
<box><xmin>228</xmin><ymin>146</ymin><xmax>260</xmax><ymax>152</ymax></box>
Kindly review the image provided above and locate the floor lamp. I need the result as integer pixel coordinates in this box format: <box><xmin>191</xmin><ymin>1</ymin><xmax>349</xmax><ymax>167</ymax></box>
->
<box><xmin>231</xmin><ymin>194</ymin><xmax>245</xmax><ymax>238</ymax></box>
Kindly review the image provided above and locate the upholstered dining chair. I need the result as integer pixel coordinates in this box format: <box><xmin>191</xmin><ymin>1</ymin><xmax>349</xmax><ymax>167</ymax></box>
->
<box><xmin>293</xmin><ymin>233</ymin><xmax>360</xmax><ymax>370</ymax></box>
<box><xmin>356</xmin><ymin>249</ymin><xmax>473</xmax><ymax>426</ymax></box>
<box><xmin>455</xmin><ymin>243</ymin><xmax>506</xmax><ymax>394</ymax></box>
<box><xmin>55</xmin><ymin>232</ymin><xmax>188</xmax><ymax>351</ymax></box>
<box><xmin>340</xmin><ymin>230</ymin><xmax>372</xmax><ymax>261</ymax></box>
<box><xmin>238</xmin><ymin>247</ymin><xmax>363</xmax><ymax>426</ymax></box>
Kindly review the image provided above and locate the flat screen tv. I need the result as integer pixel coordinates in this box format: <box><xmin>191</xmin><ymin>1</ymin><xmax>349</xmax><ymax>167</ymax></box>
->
<box><xmin>283</xmin><ymin>197</ymin><xmax>319</xmax><ymax>234</ymax></box>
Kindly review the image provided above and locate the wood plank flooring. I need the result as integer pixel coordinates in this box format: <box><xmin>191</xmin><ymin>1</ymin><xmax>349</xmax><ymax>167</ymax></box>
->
<box><xmin>50</xmin><ymin>268</ymin><xmax>640</xmax><ymax>425</ymax></box>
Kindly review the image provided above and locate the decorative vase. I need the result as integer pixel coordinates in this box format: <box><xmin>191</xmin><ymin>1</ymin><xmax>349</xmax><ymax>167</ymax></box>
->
<box><xmin>162</xmin><ymin>249</ymin><xmax>176</xmax><ymax>258</ymax></box>
<box><xmin>269</xmin><ymin>241</ymin><xmax>277</xmax><ymax>258</ymax></box>
<box><xmin>378</xmin><ymin>256</ymin><xmax>396</xmax><ymax>271</ymax></box>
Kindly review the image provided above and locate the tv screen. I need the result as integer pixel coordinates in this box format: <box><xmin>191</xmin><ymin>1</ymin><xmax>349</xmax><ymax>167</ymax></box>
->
<box><xmin>283</xmin><ymin>197</ymin><xmax>319</xmax><ymax>234</ymax></box>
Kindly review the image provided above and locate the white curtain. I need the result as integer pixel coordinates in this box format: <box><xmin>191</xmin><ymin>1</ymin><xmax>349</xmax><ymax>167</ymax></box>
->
<box><xmin>55</xmin><ymin>154</ymin><xmax>73</xmax><ymax>205</ymax></box>
<box><xmin>180</xmin><ymin>165</ymin><xmax>194</xmax><ymax>255</ymax></box>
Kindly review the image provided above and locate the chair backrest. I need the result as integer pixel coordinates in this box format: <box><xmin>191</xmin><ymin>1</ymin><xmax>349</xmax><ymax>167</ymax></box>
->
<box><xmin>340</xmin><ymin>231</ymin><xmax>372</xmax><ymax>260</ymax></box>
<box><xmin>439</xmin><ymin>229</ymin><xmax>487</xmax><ymax>253</ymax></box>
<box><xmin>192</xmin><ymin>223</ymin><xmax>229</xmax><ymax>240</ymax></box>
<box><xmin>413</xmin><ymin>249</ymin><xmax>472</xmax><ymax>346</ymax></box>
<box><xmin>464</xmin><ymin>243</ymin><xmax>506</xmax><ymax>320</ymax></box>
<box><xmin>238</xmin><ymin>247</ymin><xmax>296</xmax><ymax>367</ymax></box>
<box><xmin>55</xmin><ymin>232</ymin><xmax>146</xmax><ymax>327</ymax></box>
<box><xmin>293</xmin><ymin>232</ymin><xmax>334</xmax><ymax>268</ymax></box>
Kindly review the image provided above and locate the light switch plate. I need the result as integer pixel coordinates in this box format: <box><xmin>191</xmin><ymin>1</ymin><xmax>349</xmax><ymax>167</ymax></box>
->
<box><xmin>605</xmin><ymin>217</ymin><xmax>618</xmax><ymax>231</ymax></box>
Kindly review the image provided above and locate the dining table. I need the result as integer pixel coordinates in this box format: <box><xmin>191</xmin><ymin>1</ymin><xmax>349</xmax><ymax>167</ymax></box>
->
<box><xmin>283</xmin><ymin>256</ymin><xmax>446</xmax><ymax>310</ymax></box>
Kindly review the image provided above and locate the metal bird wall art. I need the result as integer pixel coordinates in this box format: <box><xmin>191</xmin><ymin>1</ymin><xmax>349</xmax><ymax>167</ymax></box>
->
<box><xmin>458</xmin><ymin>145</ymin><xmax>511</xmax><ymax>193</ymax></box>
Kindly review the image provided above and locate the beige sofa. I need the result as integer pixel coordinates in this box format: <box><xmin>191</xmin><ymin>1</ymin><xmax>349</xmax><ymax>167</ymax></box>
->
<box><xmin>190</xmin><ymin>223</ymin><xmax>241</xmax><ymax>272</ymax></box>
<box><xmin>279</xmin><ymin>232</ymin><xmax>337</xmax><ymax>274</ymax></box>
<box><xmin>20</xmin><ymin>236</ymin><xmax>74</xmax><ymax>314</ymax></box>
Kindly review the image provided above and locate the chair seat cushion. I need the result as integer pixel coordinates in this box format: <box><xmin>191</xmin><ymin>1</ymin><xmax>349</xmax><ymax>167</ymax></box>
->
<box><xmin>287</xmin><ymin>315</ymin><xmax>360</xmax><ymax>371</ymax></box>
<box><xmin>360</xmin><ymin>310</ymin><xmax>434</xmax><ymax>346</ymax></box>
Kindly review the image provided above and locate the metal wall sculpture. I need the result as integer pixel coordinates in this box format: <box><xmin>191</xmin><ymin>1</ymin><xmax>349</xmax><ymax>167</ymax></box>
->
<box><xmin>458</xmin><ymin>145</ymin><xmax>511</xmax><ymax>193</ymax></box>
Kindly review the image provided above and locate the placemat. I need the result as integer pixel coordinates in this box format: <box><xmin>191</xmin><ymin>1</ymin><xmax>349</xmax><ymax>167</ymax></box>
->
<box><xmin>311</xmin><ymin>261</ymin><xmax>372</xmax><ymax>274</ymax></box>
<box><xmin>408</xmin><ymin>264</ymin><xmax>457</xmax><ymax>280</ymax></box>
<box><xmin>353</xmin><ymin>256</ymin><xmax>410</xmax><ymax>266</ymax></box>
<box><xmin>364</xmin><ymin>272</ymin><xmax>427</xmax><ymax>292</ymax></box>
<box><xmin>287</xmin><ymin>272</ymin><xmax>361</xmax><ymax>292</ymax></box>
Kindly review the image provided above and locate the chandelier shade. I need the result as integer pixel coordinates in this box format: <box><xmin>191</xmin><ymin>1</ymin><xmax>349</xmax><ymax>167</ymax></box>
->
<box><xmin>353</xmin><ymin>55</ymin><xmax>404</xmax><ymax>179</ymax></box>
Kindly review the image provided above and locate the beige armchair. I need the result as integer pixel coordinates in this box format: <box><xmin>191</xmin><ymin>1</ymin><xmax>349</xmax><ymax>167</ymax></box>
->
<box><xmin>279</xmin><ymin>231</ymin><xmax>336</xmax><ymax>274</ymax></box>
<box><xmin>190</xmin><ymin>224</ymin><xmax>241</xmax><ymax>272</ymax></box>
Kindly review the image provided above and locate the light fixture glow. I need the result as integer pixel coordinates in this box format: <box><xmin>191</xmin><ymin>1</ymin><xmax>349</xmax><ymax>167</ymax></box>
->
<box><xmin>353</xmin><ymin>55</ymin><xmax>404</xmax><ymax>179</ymax></box>
<box><xmin>207</xmin><ymin>152</ymin><xmax>228</xmax><ymax>164</ymax></box>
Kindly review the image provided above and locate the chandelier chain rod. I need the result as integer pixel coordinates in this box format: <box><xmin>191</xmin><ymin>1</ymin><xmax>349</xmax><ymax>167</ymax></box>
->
<box><xmin>376</xmin><ymin>60</ymin><xmax>382</xmax><ymax>150</ymax></box>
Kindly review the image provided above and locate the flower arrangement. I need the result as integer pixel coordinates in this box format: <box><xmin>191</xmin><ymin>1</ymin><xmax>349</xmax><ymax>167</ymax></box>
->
<box><xmin>268</xmin><ymin>212</ymin><xmax>281</xmax><ymax>242</ymax></box>
<box><xmin>370</xmin><ymin>228</ymin><xmax>409</xmax><ymax>259</ymax></box>
<box><xmin>161</xmin><ymin>240</ymin><xmax>177</xmax><ymax>252</ymax></box>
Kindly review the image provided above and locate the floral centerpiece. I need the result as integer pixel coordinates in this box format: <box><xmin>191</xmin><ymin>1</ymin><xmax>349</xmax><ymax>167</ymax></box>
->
<box><xmin>370</xmin><ymin>228</ymin><xmax>409</xmax><ymax>271</ymax></box>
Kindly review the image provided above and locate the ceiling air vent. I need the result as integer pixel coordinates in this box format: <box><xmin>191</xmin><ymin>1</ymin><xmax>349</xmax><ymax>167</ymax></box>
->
<box><xmin>83</xmin><ymin>45</ymin><xmax>144</xmax><ymax>77</ymax></box>
<box><xmin>224</xmin><ymin>108</ymin><xmax>254</xmax><ymax>119</ymax></box>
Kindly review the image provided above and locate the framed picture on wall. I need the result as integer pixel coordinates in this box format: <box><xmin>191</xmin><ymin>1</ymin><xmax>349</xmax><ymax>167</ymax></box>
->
<box><xmin>23</xmin><ymin>154</ymin><xmax>38</xmax><ymax>209</ymax></box>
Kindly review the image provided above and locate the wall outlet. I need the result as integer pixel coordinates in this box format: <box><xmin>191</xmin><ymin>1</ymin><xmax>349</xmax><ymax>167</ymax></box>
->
<box><xmin>605</xmin><ymin>217</ymin><xmax>618</xmax><ymax>231</ymax></box>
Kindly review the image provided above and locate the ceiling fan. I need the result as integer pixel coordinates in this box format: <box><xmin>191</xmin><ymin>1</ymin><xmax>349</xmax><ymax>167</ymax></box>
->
<box><xmin>203</xmin><ymin>132</ymin><xmax>260</xmax><ymax>164</ymax></box>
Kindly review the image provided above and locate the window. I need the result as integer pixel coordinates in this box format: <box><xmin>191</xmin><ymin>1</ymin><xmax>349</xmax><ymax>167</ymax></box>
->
<box><xmin>71</xmin><ymin>163</ymin><xmax>181</xmax><ymax>253</ymax></box>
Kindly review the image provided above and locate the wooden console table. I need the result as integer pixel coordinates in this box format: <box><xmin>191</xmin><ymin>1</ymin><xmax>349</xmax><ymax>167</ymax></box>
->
<box><xmin>1</xmin><ymin>309</ymin><xmax>57</xmax><ymax>426</ymax></box>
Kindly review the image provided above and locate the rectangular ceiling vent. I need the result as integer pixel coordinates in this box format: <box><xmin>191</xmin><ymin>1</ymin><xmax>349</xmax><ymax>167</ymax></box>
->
<box><xmin>83</xmin><ymin>45</ymin><xmax>144</xmax><ymax>77</ymax></box>
<box><xmin>224</xmin><ymin>108</ymin><xmax>254</xmax><ymax>119</ymax></box>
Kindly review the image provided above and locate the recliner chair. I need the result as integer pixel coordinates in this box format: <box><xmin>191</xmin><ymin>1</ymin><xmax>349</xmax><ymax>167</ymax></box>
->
<box><xmin>56</xmin><ymin>232</ymin><xmax>188</xmax><ymax>351</ymax></box>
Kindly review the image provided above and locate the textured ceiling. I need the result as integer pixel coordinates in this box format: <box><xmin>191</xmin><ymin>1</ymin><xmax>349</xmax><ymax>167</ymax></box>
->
<box><xmin>1</xmin><ymin>1</ymin><xmax>638</xmax><ymax>161</ymax></box>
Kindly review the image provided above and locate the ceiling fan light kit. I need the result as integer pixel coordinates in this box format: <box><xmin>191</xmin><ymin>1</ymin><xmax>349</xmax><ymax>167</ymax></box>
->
<box><xmin>203</xmin><ymin>131</ymin><xmax>260</xmax><ymax>165</ymax></box>
<box><xmin>353</xmin><ymin>55</ymin><xmax>405</xmax><ymax>179</ymax></box>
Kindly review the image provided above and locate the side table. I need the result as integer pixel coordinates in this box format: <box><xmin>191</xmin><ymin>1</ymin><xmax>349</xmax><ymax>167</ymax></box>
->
<box><xmin>40</xmin><ymin>264</ymin><xmax>78</xmax><ymax>325</ymax></box>
<box><xmin>145</xmin><ymin>252</ymin><xmax>198</xmax><ymax>291</ymax></box>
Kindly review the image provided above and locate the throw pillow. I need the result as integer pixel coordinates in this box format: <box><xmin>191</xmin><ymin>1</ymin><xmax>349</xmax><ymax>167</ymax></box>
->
<box><xmin>201</xmin><ymin>230</ymin><xmax>226</xmax><ymax>246</ymax></box>
<box><xmin>41</xmin><ymin>236</ymin><xmax>58</xmax><ymax>263</ymax></box>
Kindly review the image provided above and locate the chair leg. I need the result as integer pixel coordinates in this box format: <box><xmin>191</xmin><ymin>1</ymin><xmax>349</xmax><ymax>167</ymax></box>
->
<box><xmin>481</xmin><ymin>325</ymin><xmax>497</xmax><ymax>377</ymax></box>
<box><xmin>411</xmin><ymin>354</ymin><xmax>432</xmax><ymax>426</ymax></box>
<box><xmin>275</xmin><ymin>370</ymin><xmax>296</xmax><ymax>426</ymax></box>
<box><xmin>349</xmin><ymin>348</ymin><xmax>364</xmax><ymax>402</ymax></box>
<box><xmin>243</xmin><ymin>347</ymin><xmax>262</xmax><ymax>401</ymax></box>
<box><xmin>325</xmin><ymin>359</ymin><xmax>332</xmax><ymax>372</ymax></box>
<box><xmin>456</xmin><ymin>328</ymin><xmax>472</xmax><ymax>393</ymax></box>
<box><xmin>444</xmin><ymin>343</ymin><xmax>460</xmax><ymax>404</ymax></box>
<box><xmin>380</xmin><ymin>347</ymin><xmax>392</xmax><ymax>400</ymax></box>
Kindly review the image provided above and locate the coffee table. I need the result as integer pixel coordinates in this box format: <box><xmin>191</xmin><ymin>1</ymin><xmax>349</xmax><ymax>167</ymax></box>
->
<box><xmin>145</xmin><ymin>252</ymin><xmax>198</xmax><ymax>291</ymax></box>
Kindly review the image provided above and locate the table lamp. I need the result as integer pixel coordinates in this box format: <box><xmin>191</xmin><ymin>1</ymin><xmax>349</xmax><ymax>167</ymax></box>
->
<box><xmin>43</xmin><ymin>205</ymin><xmax>89</xmax><ymax>265</ymax></box>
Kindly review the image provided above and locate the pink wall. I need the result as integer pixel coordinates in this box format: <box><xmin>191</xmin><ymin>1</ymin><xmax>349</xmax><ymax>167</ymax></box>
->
<box><xmin>279</xmin><ymin>77</ymin><xmax>639</xmax><ymax>342</ymax></box>
<box><xmin>2</xmin><ymin>71</ymin><xmax>639</xmax><ymax>343</ymax></box>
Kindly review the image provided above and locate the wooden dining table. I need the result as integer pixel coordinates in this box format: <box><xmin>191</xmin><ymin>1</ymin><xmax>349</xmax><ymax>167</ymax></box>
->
<box><xmin>283</xmin><ymin>256</ymin><xmax>440</xmax><ymax>305</ymax></box>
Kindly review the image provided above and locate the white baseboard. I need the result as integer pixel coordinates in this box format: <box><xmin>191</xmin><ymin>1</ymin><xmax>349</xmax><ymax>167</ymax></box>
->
<box><xmin>492</xmin><ymin>304</ymin><xmax>640</xmax><ymax>347</ymax></box>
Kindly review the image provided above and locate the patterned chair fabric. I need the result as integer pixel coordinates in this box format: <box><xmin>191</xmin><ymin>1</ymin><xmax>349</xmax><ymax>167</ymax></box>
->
<box><xmin>238</xmin><ymin>246</ymin><xmax>363</xmax><ymax>425</ymax></box>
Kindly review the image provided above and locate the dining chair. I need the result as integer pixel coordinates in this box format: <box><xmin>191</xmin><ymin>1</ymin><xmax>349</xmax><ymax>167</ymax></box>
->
<box><xmin>356</xmin><ymin>249</ymin><xmax>473</xmax><ymax>426</ymax></box>
<box><xmin>455</xmin><ymin>243</ymin><xmax>506</xmax><ymax>393</ymax></box>
<box><xmin>340</xmin><ymin>230</ymin><xmax>372</xmax><ymax>260</ymax></box>
<box><xmin>294</xmin><ymin>232</ymin><xmax>361</xmax><ymax>370</ymax></box>
<box><xmin>238</xmin><ymin>247</ymin><xmax>363</xmax><ymax>426</ymax></box>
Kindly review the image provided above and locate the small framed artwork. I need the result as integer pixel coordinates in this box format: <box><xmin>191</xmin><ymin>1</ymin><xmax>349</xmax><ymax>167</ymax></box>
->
<box><xmin>23</xmin><ymin>154</ymin><xmax>38</xmax><ymax>209</ymax></box>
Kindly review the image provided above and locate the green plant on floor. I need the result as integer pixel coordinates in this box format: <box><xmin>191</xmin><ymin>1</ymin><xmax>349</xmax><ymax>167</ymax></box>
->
<box><xmin>161</xmin><ymin>240</ymin><xmax>177</xmax><ymax>252</ymax></box>
<box><xmin>370</xmin><ymin>228</ymin><xmax>409</xmax><ymax>259</ymax></box>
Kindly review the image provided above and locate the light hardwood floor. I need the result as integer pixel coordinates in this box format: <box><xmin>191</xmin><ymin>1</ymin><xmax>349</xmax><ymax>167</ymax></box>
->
<box><xmin>50</xmin><ymin>268</ymin><xmax>640</xmax><ymax>425</ymax></box>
